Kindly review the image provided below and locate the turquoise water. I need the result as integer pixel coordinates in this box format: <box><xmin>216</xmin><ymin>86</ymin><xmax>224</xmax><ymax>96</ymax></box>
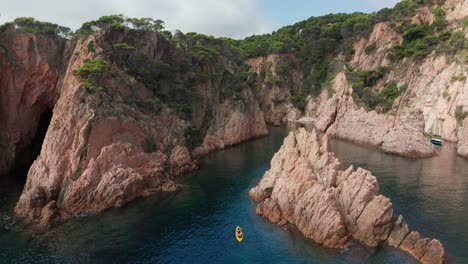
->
<box><xmin>0</xmin><ymin>125</ymin><xmax>466</xmax><ymax>263</ymax></box>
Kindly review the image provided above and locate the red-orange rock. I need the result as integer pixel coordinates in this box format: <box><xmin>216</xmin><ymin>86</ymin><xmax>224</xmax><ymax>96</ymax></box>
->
<box><xmin>250</xmin><ymin>128</ymin><xmax>446</xmax><ymax>263</ymax></box>
<box><xmin>0</xmin><ymin>33</ymin><xmax>69</xmax><ymax>176</ymax></box>
<box><xmin>170</xmin><ymin>145</ymin><xmax>198</xmax><ymax>176</ymax></box>
<box><xmin>12</xmin><ymin>32</ymin><xmax>269</xmax><ymax>226</ymax></box>
<box><xmin>256</xmin><ymin>198</ymin><xmax>283</xmax><ymax>224</ymax></box>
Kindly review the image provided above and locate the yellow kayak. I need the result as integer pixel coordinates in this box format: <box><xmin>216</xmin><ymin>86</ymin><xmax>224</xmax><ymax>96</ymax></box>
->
<box><xmin>235</xmin><ymin>226</ymin><xmax>243</xmax><ymax>242</ymax></box>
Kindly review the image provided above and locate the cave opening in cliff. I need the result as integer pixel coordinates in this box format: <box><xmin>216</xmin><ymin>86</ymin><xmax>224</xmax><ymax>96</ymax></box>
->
<box><xmin>11</xmin><ymin>107</ymin><xmax>53</xmax><ymax>184</ymax></box>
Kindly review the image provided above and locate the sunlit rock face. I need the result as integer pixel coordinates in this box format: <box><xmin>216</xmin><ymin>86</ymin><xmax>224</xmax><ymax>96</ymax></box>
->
<box><xmin>250</xmin><ymin>128</ymin><xmax>446</xmax><ymax>264</ymax></box>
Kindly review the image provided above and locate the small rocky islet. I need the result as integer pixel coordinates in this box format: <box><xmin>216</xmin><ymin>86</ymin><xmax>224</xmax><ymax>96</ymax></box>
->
<box><xmin>249</xmin><ymin>128</ymin><xmax>446</xmax><ymax>263</ymax></box>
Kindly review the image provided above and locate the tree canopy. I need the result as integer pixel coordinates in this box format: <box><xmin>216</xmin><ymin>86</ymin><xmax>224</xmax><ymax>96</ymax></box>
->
<box><xmin>73</xmin><ymin>15</ymin><xmax>166</xmax><ymax>39</ymax></box>
<box><xmin>0</xmin><ymin>17</ymin><xmax>71</xmax><ymax>38</ymax></box>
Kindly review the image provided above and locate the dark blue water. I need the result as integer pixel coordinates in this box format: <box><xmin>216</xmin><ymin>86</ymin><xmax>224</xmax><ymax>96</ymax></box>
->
<box><xmin>0</xmin><ymin>125</ymin><xmax>467</xmax><ymax>263</ymax></box>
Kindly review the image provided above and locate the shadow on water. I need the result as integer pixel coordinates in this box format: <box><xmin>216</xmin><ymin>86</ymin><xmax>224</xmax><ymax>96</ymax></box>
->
<box><xmin>0</xmin><ymin>124</ymin><xmax>466</xmax><ymax>263</ymax></box>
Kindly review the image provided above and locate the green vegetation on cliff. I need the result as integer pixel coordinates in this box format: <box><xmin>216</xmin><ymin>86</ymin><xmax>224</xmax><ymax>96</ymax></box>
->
<box><xmin>73</xmin><ymin>15</ymin><xmax>166</xmax><ymax>40</ymax></box>
<box><xmin>69</xmin><ymin>17</ymin><xmax>258</xmax><ymax>119</ymax></box>
<box><xmin>347</xmin><ymin>67</ymin><xmax>406</xmax><ymax>112</ymax></box>
<box><xmin>0</xmin><ymin>17</ymin><xmax>71</xmax><ymax>38</ymax></box>
<box><xmin>455</xmin><ymin>106</ymin><xmax>468</xmax><ymax>125</ymax></box>
<box><xmin>2</xmin><ymin>0</ymin><xmax>463</xmax><ymax>117</ymax></box>
<box><xmin>73</xmin><ymin>59</ymin><xmax>109</xmax><ymax>91</ymax></box>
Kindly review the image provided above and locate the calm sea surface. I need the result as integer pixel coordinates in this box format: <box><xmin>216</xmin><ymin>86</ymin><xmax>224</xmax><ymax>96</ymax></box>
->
<box><xmin>1</xmin><ymin>125</ymin><xmax>466</xmax><ymax>263</ymax></box>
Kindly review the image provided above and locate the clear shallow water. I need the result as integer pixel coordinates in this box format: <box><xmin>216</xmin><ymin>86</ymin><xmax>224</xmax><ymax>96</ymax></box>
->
<box><xmin>0</xmin><ymin>125</ymin><xmax>466</xmax><ymax>263</ymax></box>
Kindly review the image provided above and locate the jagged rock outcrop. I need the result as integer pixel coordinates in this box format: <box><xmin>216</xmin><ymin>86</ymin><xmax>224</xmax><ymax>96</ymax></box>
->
<box><xmin>249</xmin><ymin>128</ymin><xmax>446</xmax><ymax>263</ymax></box>
<box><xmin>13</xmin><ymin>30</ymin><xmax>268</xmax><ymax>226</ymax></box>
<box><xmin>170</xmin><ymin>145</ymin><xmax>198</xmax><ymax>176</ymax></box>
<box><xmin>15</xmin><ymin>36</ymin><xmax>179</xmax><ymax>222</ymax></box>
<box><xmin>0</xmin><ymin>32</ymin><xmax>70</xmax><ymax>176</ymax></box>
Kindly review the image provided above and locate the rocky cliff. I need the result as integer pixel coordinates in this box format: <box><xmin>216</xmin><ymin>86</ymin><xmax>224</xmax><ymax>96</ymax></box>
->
<box><xmin>249</xmin><ymin>128</ymin><xmax>446</xmax><ymax>264</ymax></box>
<box><xmin>247</xmin><ymin>54</ymin><xmax>303</xmax><ymax>125</ymax></box>
<box><xmin>314</xmin><ymin>88</ymin><xmax>437</xmax><ymax>158</ymax></box>
<box><xmin>7</xmin><ymin>28</ymin><xmax>267</xmax><ymax>225</ymax></box>
<box><xmin>301</xmin><ymin>1</ymin><xmax>468</xmax><ymax>159</ymax></box>
<box><xmin>0</xmin><ymin>32</ymin><xmax>70</xmax><ymax>176</ymax></box>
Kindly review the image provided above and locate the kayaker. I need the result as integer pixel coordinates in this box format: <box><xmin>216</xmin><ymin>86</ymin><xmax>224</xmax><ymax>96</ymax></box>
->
<box><xmin>235</xmin><ymin>226</ymin><xmax>243</xmax><ymax>242</ymax></box>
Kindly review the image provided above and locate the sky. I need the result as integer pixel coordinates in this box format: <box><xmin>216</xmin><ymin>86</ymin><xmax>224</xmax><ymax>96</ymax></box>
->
<box><xmin>0</xmin><ymin>0</ymin><xmax>401</xmax><ymax>39</ymax></box>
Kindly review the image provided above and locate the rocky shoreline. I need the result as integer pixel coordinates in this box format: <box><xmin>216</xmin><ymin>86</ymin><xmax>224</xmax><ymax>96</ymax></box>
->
<box><xmin>249</xmin><ymin>128</ymin><xmax>446</xmax><ymax>264</ymax></box>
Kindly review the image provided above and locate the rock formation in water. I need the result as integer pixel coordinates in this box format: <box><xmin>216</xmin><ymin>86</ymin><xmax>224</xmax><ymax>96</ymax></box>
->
<box><xmin>249</xmin><ymin>128</ymin><xmax>446</xmax><ymax>264</ymax></box>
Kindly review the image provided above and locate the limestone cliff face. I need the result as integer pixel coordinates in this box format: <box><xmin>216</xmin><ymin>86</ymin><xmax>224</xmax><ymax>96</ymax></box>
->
<box><xmin>0</xmin><ymin>32</ymin><xmax>70</xmax><ymax>176</ymax></box>
<box><xmin>13</xmin><ymin>30</ymin><xmax>268</xmax><ymax>225</ymax></box>
<box><xmin>249</xmin><ymin>128</ymin><xmax>446</xmax><ymax>264</ymax></box>
<box><xmin>303</xmin><ymin>2</ymin><xmax>468</xmax><ymax>159</ymax></box>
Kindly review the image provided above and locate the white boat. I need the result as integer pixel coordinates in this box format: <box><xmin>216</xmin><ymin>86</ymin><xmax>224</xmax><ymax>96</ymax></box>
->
<box><xmin>431</xmin><ymin>138</ymin><xmax>443</xmax><ymax>146</ymax></box>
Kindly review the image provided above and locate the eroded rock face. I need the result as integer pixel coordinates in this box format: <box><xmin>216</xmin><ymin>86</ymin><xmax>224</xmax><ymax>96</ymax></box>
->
<box><xmin>351</xmin><ymin>22</ymin><xmax>401</xmax><ymax>70</ymax></box>
<box><xmin>0</xmin><ymin>32</ymin><xmax>70</xmax><ymax>176</ymax></box>
<box><xmin>315</xmin><ymin>72</ymin><xmax>436</xmax><ymax>158</ymax></box>
<box><xmin>329</xmin><ymin>107</ymin><xmax>394</xmax><ymax>148</ymax></box>
<box><xmin>444</xmin><ymin>0</ymin><xmax>468</xmax><ymax>22</ymax></box>
<box><xmin>400</xmin><ymin>232</ymin><xmax>446</xmax><ymax>264</ymax></box>
<box><xmin>14</xmin><ymin>31</ymin><xmax>268</xmax><ymax>226</ymax></box>
<box><xmin>250</xmin><ymin>128</ymin><xmax>446</xmax><ymax>263</ymax></box>
<box><xmin>193</xmin><ymin>89</ymin><xmax>268</xmax><ymax>157</ymax></box>
<box><xmin>382</xmin><ymin>108</ymin><xmax>436</xmax><ymax>158</ymax></box>
<box><xmin>170</xmin><ymin>145</ymin><xmax>198</xmax><ymax>176</ymax></box>
<box><xmin>247</xmin><ymin>54</ymin><xmax>302</xmax><ymax>124</ymax></box>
